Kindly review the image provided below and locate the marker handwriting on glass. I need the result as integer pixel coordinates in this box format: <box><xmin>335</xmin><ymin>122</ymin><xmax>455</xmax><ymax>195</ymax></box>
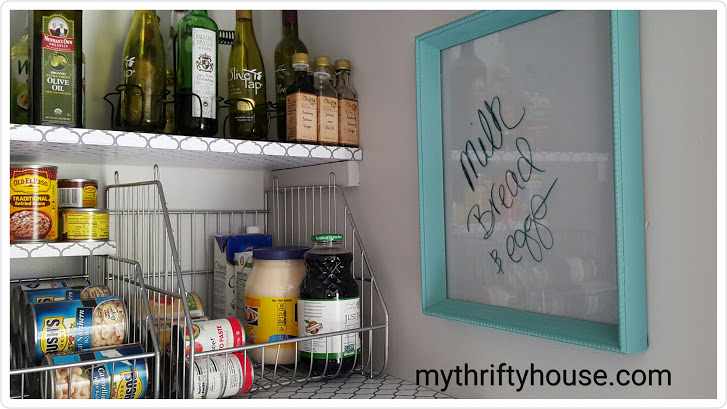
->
<box><xmin>460</xmin><ymin>96</ymin><xmax>556</xmax><ymax>275</ymax></box>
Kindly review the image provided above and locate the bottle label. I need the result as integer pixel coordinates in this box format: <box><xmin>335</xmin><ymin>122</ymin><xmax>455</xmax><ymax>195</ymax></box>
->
<box><xmin>192</xmin><ymin>27</ymin><xmax>216</xmax><ymax>119</ymax></box>
<box><xmin>338</xmin><ymin>99</ymin><xmax>359</xmax><ymax>146</ymax></box>
<box><xmin>41</xmin><ymin>14</ymin><xmax>76</xmax><ymax>124</ymax></box>
<box><xmin>243</xmin><ymin>295</ymin><xmax>298</xmax><ymax>349</ymax></box>
<box><xmin>298</xmin><ymin>298</ymin><xmax>361</xmax><ymax>359</ymax></box>
<box><xmin>317</xmin><ymin>95</ymin><xmax>338</xmax><ymax>144</ymax></box>
<box><xmin>10</xmin><ymin>54</ymin><xmax>30</xmax><ymax>124</ymax></box>
<box><xmin>286</xmin><ymin>92</ymin><xmax>317</xmax><ymax>143</ymax></box>
<box><xmin>229</xmin><ymin>67</ymin><xmax>264</xmax><ymax>96</ymax></box>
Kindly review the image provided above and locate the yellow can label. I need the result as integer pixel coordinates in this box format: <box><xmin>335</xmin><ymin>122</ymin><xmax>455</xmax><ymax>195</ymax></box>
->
<box><xmin>40</xmin><ymin>316</ymin><xmax>69</xmax><ymax>355</ymax></box>
<box><xmin>82</xmin><ymin>184</ymin><xmax>97</xmax><ymax>207</ymax></box>
<box><xmin>63</xmin><ymin>212</ymin><xmax>109</xmax><ymax>240</ymax></box>
<box><xmin>244</xmin><ymin>295</ymin><xmax>297</xmax><ymax>349</ymax></box>
<box><xmin>9</xmin><ymin>166</ymin><xmax>58</xmax><ymax>241</ymax></box>
<box><xmin>114</xmin><ymin>369</ymin><xmax>144</xmax><ymax>399</ymax></box>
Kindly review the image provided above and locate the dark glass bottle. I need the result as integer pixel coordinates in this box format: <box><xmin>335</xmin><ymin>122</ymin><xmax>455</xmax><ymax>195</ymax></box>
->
<box><xmin>299</xmin><ymin>234</ymin><xmax>361</xmax><ymax>377</ymax></box>
<box><xmin>285</xmin><ymin>53</ymin><xmax>316</xmax><ymax>143</ymax></box>
<box><xmin>274</xmin><ymin>11</ymin><xmax>308</xmax><ymax>142</ymax></box>
<box><xmin>176</xmin><ymin>10</ymin><xmax>218</xmax><ymax>137</ymax></box>
<box><xmin>29</xmin><ymin>10</ymin><xmax>83</xmax><ymax>127</ymax></box>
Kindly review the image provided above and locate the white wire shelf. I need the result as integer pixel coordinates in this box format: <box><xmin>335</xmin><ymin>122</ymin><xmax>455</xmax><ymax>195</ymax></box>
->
<box><xmin>9</xmin><ymin>240</ymin><xmax>117</xmax><ymax>258</ymax></box>
<box><xmin>9</xmin><ymin>125</ymin><xmax>362</xmax><ymax>171</ymax></box>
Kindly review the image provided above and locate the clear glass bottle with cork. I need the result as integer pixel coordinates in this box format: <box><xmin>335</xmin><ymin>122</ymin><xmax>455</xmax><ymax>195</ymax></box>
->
<box><xmin>286</xmin><ymin>52</ymin><xmax>317</xmax><ymax>144</ymax></box>
<box><xmin>313</xmin><ymin>56</ymin><xmax>338</xmax><ymax>146</ymax></box>
<box><xmin>334</xmin><ymin>59</ymin><xmax>359</xmax><ymax>147</ymax></box>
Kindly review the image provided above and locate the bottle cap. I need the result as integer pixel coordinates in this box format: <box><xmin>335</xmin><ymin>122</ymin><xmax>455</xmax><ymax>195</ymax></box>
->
<box><xmin>282</xmin><ymin>10</ymin><xmax>298</xmax><ymax>25</ymax></box>
<box><xmin>236</xmin><ymin>10</ymin><xmax>252</xmax><ymax>19</ymax></box>
<box><xmin>313</xmin><ymin>56</ymin><xmax>332</xmax><ymax>68</ymax></box>
<box><xmin>292</xmin><ymin>52</ymin><xmax>310</xmax><ymax>66</ymax></box>
<box><xmin>311</xmin><ymin>234</ymin><xmax>344</xmax><ymax>243</ymax></box>
<box><xmin>253</xmin><ymin>246</ymin><xmax>309</xmax><ymax>260</ymax></box>
<box><xmin>335</xmin><ymin>59</ymin><xmax>352</xmax><ymax>71</ymax></box>
<box><xmin>246</xmin><ymin>226</ymin><xmax>262</xmax><ymax>234</ymax></box>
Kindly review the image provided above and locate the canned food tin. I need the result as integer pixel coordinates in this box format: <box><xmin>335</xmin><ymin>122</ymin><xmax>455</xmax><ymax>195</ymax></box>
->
<box><xmin>25</xmin><ymin>296</ymin><xmax>128</xmax><ymax>362</ymax></box>
<box><xmin>18</xmin><ymin>285</ymin><xmax>112</xmax><ymax>344</ymax></box>
<box><xmin>60</xmin><ymin>208</ymin><xmax>109</xmax><ymax>241</ymax></box>
<box><xmin>11</xmin><ymin>279</ymin><xmax>89</xmax><ymax>333</ymax></box>
<box><xmin>40</xmin><ymin>344</ymin><xmax>149</xmax><ymax>399</ymax></box>
<box><xmin>58</xmin><ymin>179</ymin><xmax>98</xmax><ymax>208</ymax></box>
<box><xmin>185</xmin><ymin>352</ymin><xmax>253</xmax><ymax>398</ymax></box>
<box><xmin>10</xmin><ymin>165</ymin><xmax>58</xmax><ymax>241</ymax></box>
<box><xmin>171</xmin><ymin>317</ymin><xmax>245</xmax><ymax>356</ymax></box>
<box><xmin>156</xmin><ymin>315</ymin><xmax>209</xmax><ymax>350</ymax></box>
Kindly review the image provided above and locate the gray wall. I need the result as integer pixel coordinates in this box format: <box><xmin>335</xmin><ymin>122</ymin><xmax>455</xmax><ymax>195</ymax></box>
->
<box><xmin>299</xmin><ymin>10</ymin><xmax>717</xmax><ymax>398</ymax></box>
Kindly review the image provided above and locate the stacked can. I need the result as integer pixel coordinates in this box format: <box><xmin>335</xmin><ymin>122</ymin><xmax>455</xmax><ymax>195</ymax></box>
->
<box><xmin>168</xmin><ymin>318</ymin><xmax>254</xmax><ymax>398</ymax></box>
<box><xmin>11</xmin><ymin>279</ymin><xmax>90</xmax><ymax>335</ymax></box>
<box><xmin>57</xmin><ymin>179</ymin><xmax>109</xmax><ymax>241</ymax></box>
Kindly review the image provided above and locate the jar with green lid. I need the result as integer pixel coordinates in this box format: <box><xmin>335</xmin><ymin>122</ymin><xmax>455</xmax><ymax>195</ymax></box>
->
<box><xmin>244</xmin><ymin>246</ymin><xmax>308</xmax><ymax>365</ymax></box>
<box><xmin>299</xmin><ymin>234</ymin><xmax>361</xmax><ymax>377</ymax></box>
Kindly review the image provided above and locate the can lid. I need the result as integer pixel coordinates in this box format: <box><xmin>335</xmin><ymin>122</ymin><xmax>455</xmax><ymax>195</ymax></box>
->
<box><xmin>9</xmin><ymin>164</ymin><xmax>58</xmax><ymax>170</ymax></box>
<box><xmin>58</xmin><ymin>178</ymin><xmax>97</xmax><ymax>183</ymax></box>
<box><xmin>246</xmin><ymin>226</ymin><xmax>262</xmax><ymax>234</ymax></box>
<box><xmin>253</xmin><ymin>246</ymin><xmax>309</xmax><ymax>260</ymax></box>
<box><xmin>311</xmin><ymin>234</ymin><xmax>343</xmax><ymax>243</ymax></box>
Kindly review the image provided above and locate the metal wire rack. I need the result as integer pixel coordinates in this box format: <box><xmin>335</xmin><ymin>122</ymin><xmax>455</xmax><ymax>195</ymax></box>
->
<box><xmin>9</xmin><ymin>256</ymin><xmax>162</xmax><ymax>399</ymax></box>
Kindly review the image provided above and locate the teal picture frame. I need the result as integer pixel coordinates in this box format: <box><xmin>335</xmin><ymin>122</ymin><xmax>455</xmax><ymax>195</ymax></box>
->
<box><xmin>415</xmin><ymin>10</ymin><xmax>647</xmax><ymax>353</ymax></box>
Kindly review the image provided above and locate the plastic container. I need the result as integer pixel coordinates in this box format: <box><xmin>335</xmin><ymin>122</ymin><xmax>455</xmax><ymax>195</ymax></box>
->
<box><xmin>243</xmin><ymin>246</ymin><xmax>308</xmax><ymax>365</ymax></box>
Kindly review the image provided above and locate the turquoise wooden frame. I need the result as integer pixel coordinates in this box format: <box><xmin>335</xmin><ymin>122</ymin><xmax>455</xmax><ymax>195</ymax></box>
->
<box><xmin>415</xmin><ymin>10</ymin><xmax>646</xmax><ymax>353</ymax></box>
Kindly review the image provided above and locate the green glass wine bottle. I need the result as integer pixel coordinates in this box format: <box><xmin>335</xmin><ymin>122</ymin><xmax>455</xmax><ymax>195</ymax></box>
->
<box><xmin>120</xmin><ymin>10</ymin><xmax>166</xmax><ymax>132</ymax></box>
<box><xmin>273</xmin><ymin>10</ymin><xmax>307</xmax><ymax>142</ymax></box>
<box><xmin>176</xmin><ymin>10</ymin><xmax>218</xmax><ymax>137</ymax></box>
<box><xmin>228</xmin><ymin>10</ymin><xmax>267</xmax><ymax>140</ymax></box>
<box><xmin>10</xmin><ymin>28</ymin><xmax>30</xmax><ymax>124</ymax></box>
<box><xmin>29</xmin><ymin>10</ymin><xmax>83</xmax><ymax>127</ymax></box>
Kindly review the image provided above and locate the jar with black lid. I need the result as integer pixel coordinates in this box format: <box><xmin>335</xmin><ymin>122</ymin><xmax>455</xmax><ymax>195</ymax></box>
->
<box><xmin>298</xmin><ymin>234</ymin><xmax>361</xmax><ymax>377</ymax></box>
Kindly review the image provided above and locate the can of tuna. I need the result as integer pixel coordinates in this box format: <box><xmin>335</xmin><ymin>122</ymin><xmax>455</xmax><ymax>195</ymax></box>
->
<box><xmin>18</xmin><ymin>285</ymin><xmax>112</xmax><ymax>345</ymax></box>
<box><xmin>25</xmin><ymin>296</ymin><xmax>128</xmax><ymax>362</ymax></box>
<box><xmin>11</xmin><ymin>279</ymin><xmax>90</xmax><ymax>333</ymax></box>
<box><xmin>40</xmin><ymin>344</ymin><xmax>149</xmax><ymax>399</ymax></box>
<box><xmin>184</xmin><ymin>352</ymin><xmax>254</xmax><ymax>398</ymax></box>
<box><xmin>59</xmin><ymin>208</ymin><xmax>109</xmax><ymax>241</ymax></box>
<box><xmin>58</xmin><ymin>179</ymin><xmax>98</xmax><ymax>208</ymax></box>
<box><xmin>171</xmin><ymin>317</ymin><xmax>245</xmax><ymax>356</ymax></box>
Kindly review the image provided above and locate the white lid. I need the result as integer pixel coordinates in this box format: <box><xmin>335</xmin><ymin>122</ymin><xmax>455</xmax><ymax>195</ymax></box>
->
<box><xmin>246</xmin><ymin>226</ymin><xmax>262</xmax><ymax>234</ymax></box>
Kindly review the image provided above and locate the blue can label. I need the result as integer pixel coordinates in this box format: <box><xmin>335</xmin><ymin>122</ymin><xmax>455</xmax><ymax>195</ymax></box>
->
<box><xmin>32</xmin><ymin>296</ymin><xmax>126</xmax><ymax>361</ymax></box>
<box><xmin>25</xmin><ymin>285</ymin><xmax>110</xmax><ymax>303</ymax></box>
<box><xmin>49</xmin><ymin>345</ymin><xmax>147</xmax><ymax>399</ymax></box>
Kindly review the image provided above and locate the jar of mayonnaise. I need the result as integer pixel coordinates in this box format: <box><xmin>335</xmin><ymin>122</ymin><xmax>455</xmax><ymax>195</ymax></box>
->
<box><xmin>244</xmin><ymin>246</ymin><xmax>308</xmax><ymax>365</ymax></box>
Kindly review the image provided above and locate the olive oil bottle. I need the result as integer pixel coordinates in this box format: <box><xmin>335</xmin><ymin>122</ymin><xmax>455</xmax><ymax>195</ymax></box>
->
<box><xmin>228</xmin><ymin>10</ymin><xmax>267</xmax><ymax>140</ymax></box>
<box><xmin>10</xmin><ymin>28</ymin><xmax>30</xmax><ymax>124</ymax></box>
<box><xmin>28</xmin><ymin>10</ymin><xmax>83</xmax><ymax>127</ymax></box>
<box><xmin>120</xmin><ymin>10</ymin><xmax>166</xmax><ymax>132</ymax></box>
<box><xmin>286</xmin><ymin>53</ymin><xmax>316</xmax><ymax>143</ymax></box>
<box><xmin>273</xmin><ymin>10</ymin><xmax>307</xmax><ymax>142</ymax></box>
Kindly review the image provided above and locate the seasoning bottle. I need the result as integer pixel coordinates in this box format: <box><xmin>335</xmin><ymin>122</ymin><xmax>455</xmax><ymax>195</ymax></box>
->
<box><xmin>299</xmin><ymin>234</ymin><xmax>361</xmax><ymax>376</ymax></box>
<box><xmin>244</xmin><ymin>246</ymin><xmax>308</xmax><ymax>365</ymax></box>
<box><xmin>285</xmin><ymin>53</ymin><xmax>317</xmax><ymax>144</ymax></box>
<box><xmin>313</xmin><ymin>56</ymin><xmax>339</xmax><ymax>146</ymax></box>
<box><xmin>334</xmin><ymin>59</ymin><xmax>359</xmax><ymax>147</ymax></box>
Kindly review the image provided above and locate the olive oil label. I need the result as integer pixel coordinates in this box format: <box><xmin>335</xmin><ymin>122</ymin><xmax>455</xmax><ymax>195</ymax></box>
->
<box><xmin>317</xmin><ymin>95</ymin><xmax>338</xmax><ymax>144</ymax></box>
<box><xmin>11</xmin><ymin>54</ymin><xmax>30</xmax><ymax>124</ymax></box>
<box><xmin>41</xmin><ymin>14</ymin><xmax>76</xmax><ymax>124</ymax></box>
<box><xmin>243</xmin><ymin>295</ymin><xmax>297</xmax><ymax>349</ymax></box>
<box><xmin>298</xmin><ymin>298</ymin><xmax>361</xmax><ymax>359</ymax></box>
<box><xmin>339</xmin><ymin>99</ymin><xmax>359</xmax><ymax>146</ymax></box>
<box><xmin>286</xmin><ymin>92</ymin><xmax>317</xmax><ymax>143</ymax></box>
<box><xmin>192</xmin><ymin>27</ymin><xmax>216</xmax><ymax>119</ymax></box>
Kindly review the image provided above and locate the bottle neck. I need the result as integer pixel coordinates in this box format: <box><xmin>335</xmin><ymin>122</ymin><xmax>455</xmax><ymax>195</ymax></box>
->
<box><xmin>282</xmin><ymin>23</ymin><xmax>299</xmax><ymax>38</ymax></box>
<box><xmin>336</xmin><ymin>70</ymin><xmax>352</xmax><ymax>86</ymax></box>
<box><xmin>189</xmin><ymin>10</ymin><xmax>208</xmax><ymax>17</ymax></box>
<box><xmin>293</xmin><ymin>63</ymin><xmax>309</xmax><ymax>73</ymax></box>
<box><xmin>281</xmin><ymin>10</ymin><xmax>299</xmax><ymax>37</ymax></box>
<box><xmin>235</xmin><ymin>17</ymin><xmax>256</xmax><ymax>38</ymax></box>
